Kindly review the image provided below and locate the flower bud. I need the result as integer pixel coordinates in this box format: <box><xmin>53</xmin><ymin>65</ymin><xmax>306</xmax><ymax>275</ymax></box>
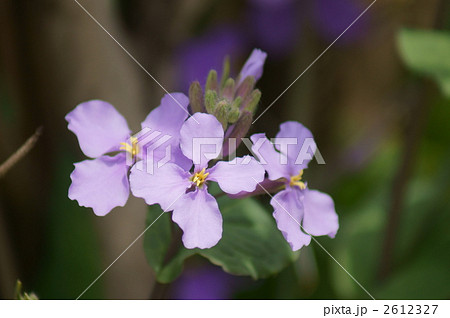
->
<box><xmin>242</xmin><ymin>89</ymin><xmax>261</xmax><ymax>113</ymax></box>
<box><xmin>204</xmin><ymin>90</ymin><xmax>218</xmax><ymax>114</ymax></box>
<box><xmin>214</xmin><ymin>100</ymin><xmax>230</xmax><ymax>129</ymax></box>
<box><xmin>205</xmin><ymin>70</ymin><xmax>218</xmax><ymax>92</ymax></box>
<box><xmin>189</xmin><ymin>81</ymin><xmax>204</xmax><ymax>113</ymax></box>
<box><xmin>231</xmin><ymin>96</ymin><xmax>242</xmax><ymax>110</ymax></box>
<box><xmin>227</xmin><ymin>105</ymin><xmax>240</xmax><ymax>124</ymax></box>
<box><xmin>220</xmin><ymin>56</ymin><xmax>230</xmax><ymax>88</ymax></box>
<box><xmin>235</xmin><ymin>76</ymin><xmax>256</xmax><ymax>99</ymax></box>
<box><xmin>222</xmin><ymin>78</ymin><xmax>235</xmax><ymax>101</ymax></box>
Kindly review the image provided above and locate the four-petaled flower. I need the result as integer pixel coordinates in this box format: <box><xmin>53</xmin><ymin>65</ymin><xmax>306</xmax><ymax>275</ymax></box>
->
<box><xmin>130</xmin><ymin>113</ymin><xmax>265</xmax><ymax>249</ymax></box>
<box><xmin>66</xmin><ymin>93</ymin><xmax>189</xmax><ymax>215</ymax></box>
<box><xmin>251</xmin><ymin>121</ymin><xmax>339</xmax><ymax>251</ymax></box>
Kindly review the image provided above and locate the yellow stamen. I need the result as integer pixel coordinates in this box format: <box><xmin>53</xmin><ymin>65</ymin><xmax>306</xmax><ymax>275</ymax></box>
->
<box><xmin>289</xmin><ymin>170</ymin><xmax>306</xmax><ymax>190</ymax></box>
<box><xmin>190</xmin><ymin>168</ymin><xmax>210</xmax><ymax>187</ymax></box>
<box><xmin>120</xmin><ymin>136</ymin><xmax>140</xmax><ymax>158</ymax></box>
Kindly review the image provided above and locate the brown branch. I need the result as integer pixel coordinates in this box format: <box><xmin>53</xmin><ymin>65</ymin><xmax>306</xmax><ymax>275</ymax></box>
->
<box><xmin>0</xmin><ymin>127</ymin><xmax>43</xmax><ymax>179</ymax></box>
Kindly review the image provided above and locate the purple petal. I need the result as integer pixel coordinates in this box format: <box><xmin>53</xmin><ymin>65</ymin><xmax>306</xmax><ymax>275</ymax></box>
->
<box><xmin>271</xmin><ymin>188</ymin><xmax>311</xmax><ymax>251</ymax></box>
<box><xmin>238</xmin><ymin>49</ymin><xmax>267</xmax><ymax>85</ymax></box>
<box><xmin>129</xmin><ymin>162</ymin><xmax>191</xmax><ymax>211</ymax></box>
<box><xmin>180</xmin><ymin>113</ymin><xmax>224</xmax><ymax>170</ymax></box>
<box><xmin>68</xmin><ymin>153</ymin><xmax>129</xmax><ymax>216</ymax></box>
<box><xmin>139</xmin><ymin>131</ymin><xmax>192</xmax><ymax>172</ymax></box>
<box><xmin>141</xmin><ymin>93</ymin><xmax>189</xmax><ymax>138</ymax></box>
<box><xmin>139</xmin><ymin>94</ymin><xmax>191</xmax><ymax>171</ymax></box>
<box><xmin>66</xmin><ymin>100</ymin><xmax>131</xmax><ymax>158</ymax></box>
<box><xmin>208</xmin><ymin>156</ymin><xmax>265</xmax><ymax>194</ymax></box>
<box><xmin>274</xmin><ymin>121</ymin><xmax>316</xmax><ymax>173</ymax></box>
<box><xmin>172</xmin><ymin>188</ymin><xmax>223</xmax><ymax>249</ymax></box>
<box><xmin>171</xmin><ymin>145</ymin><xmax>193</xmax><ymax>171</ymax></box>
<box><xmin>302</xmin><ymin>189</ymin><xmax>339</xmax><ymax>238</ymax></box>
<box><xmin>228</xmin><ymin>178</ymin><xmax>285</xmax><ymax>199</ymax></box>
<box><xmin>250</xmin><ymin>133</ymin><xmax>290</xmax><ymax>180</ymax></box>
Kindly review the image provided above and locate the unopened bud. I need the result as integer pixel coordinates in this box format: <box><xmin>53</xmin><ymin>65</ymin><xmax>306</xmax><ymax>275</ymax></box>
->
<box><xmin>235</xmin><ymin>76</ymin><xmax>256</xmax><ymax>100</ymax></box>
<box><xmin>189</xmin><ymin>81</ymin><xmax>204</xmax><ymax>113</ymax></box>
<box><xmin>214</xmin><ymin>100</ymin><xmax>230</xmax><ymax>129</ymax></box>
<box><xmin>227</xmin><ymin>106</ymin><xmax>240</xmax><ymax>124</ymax></box>
<box><xmin>206</xmin><ymin>70</ymin><xmax>218</xmax><ymax>92</ymax></box>
<box><xmin>220</xmin><ymin>56</ymin><xmax>230</xmax><ymax>89</ymax></box>
<box><xmin>242</xmin><ymin>89</ymin><xmax>261</xmax><ymax>113</ymax></box>
<box><xmin>231</xmin><ymin>96</ymin><xmax>242</xmax><ymax>109</ymax></box>
<box><xmin>222</xmin><ymin>78</ymin><xmax>235</xmax><ymax>101</ymax></box>
<box><xmin>204</xmin><ymin>90</ymin><xmax>218</xmax><ymax>114</ymax></box>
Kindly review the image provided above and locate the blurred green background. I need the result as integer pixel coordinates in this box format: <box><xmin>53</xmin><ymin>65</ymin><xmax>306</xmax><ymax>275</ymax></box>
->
<box><xmin>0</xmin><ymin>0</ymin><xmax>449</xmax><ymax>299</ymax></box>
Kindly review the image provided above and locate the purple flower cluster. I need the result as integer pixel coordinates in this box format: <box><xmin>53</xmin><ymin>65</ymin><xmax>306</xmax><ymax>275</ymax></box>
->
<box><xmin>66</xmin><ymin>49</ymin><xmax>338</xmax><ymax>250</ymax></box>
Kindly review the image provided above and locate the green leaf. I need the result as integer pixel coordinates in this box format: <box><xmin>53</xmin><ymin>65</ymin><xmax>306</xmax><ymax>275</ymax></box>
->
<box><xmin>144</xmin><ymin>196</ymin><xmax>298</xmax><ymax>283</ymax></box>
<box><xmin>398</xmin><ymin>29</ymin><xmax>450</xmax><ymax>97</ymax></box>
<box><xmin>157</xmin><ymin>248</ymin><xmax>196</xmax><ymax>283</ymax></box>
<box><xmin>200</xmin><ymin>196</ymin><xmax>298</xmax><ymax>279</ymax></box>
<box><xmin>143</xmin><ymin>205</ymin><xmax>172</xmax><ymax>274</ymax></box>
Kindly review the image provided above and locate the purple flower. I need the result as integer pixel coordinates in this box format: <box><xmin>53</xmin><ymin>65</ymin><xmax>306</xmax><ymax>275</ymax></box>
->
<box><xmin>130</xmin><ymin>113</ymin><xmax>265</xmax><ymax>249</ymax></box>
<box><xmin>238</xmin><ymin>49</ymin><xmax>267</xmax><ymax>85</ymax></box>
<box><xmin>251</xmin><ymin>121</ymin><xmax>339</xmax><ymax>251</ymax></box>
<box><xmin>66</xmin><ymin>93</ymin><xmax>189</xmax><ymax>216</ymax></box>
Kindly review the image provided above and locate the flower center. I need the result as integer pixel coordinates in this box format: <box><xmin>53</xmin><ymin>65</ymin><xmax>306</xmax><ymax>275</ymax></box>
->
<box><xmin>289</xmin><ymin>170</ymin><xmax>306</xmax><ymax>190</ymax></box>
<box><xmin>190</xmin><ymin>168</ymin><xmax>209</xmax><ymax>188</ymax></box>
<box><xmin>120</xmin><ymin>137</ymin><xmax>140</xmax><ymax>158</ymax></box>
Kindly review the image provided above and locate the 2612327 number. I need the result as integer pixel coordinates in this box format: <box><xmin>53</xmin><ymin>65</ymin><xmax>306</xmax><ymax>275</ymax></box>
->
<box><xmin>383</xmin><ymin>305</ymin><xmax>438</xmax><ymax>315</ymax></box>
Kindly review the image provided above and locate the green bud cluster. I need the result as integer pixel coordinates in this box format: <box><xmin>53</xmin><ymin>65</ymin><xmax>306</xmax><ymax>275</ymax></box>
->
<box><xmin>188</xmin><ymin>56</ymin><xmax>262</xmax><ymax>130</ymax></box>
